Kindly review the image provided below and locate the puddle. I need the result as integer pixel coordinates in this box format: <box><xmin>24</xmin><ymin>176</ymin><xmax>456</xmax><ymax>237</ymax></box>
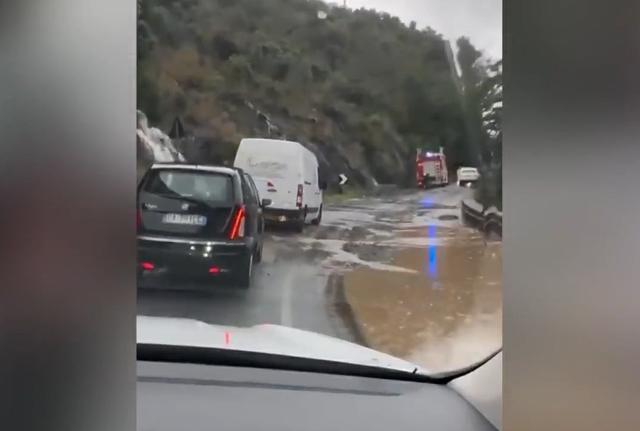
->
<box><xmin>422</xmin><ymin>203</ymin><xmax>458</xmax><ymax>210</ymax></box>
<box><xmin>296</xmin><ymin>237</ymin><xmax>419</xmax><ymax>274</ymax></box>
<box><xmin>438</xmin><ymin>214</ymin><xmax>459</xmax><ymax>221</ymax></box>
<box><xmin>342</xmin><ymin>242</ymin><xmax>395</xmax><ymax>262</ymax></box>
<box><xmin>342</xmin><ymin>229</ymin><xmax>502</xmax><ymax>374</ymax></box>
<box><xmin>397</xmin><ymin>226</ymin><xmax>458</xmax><ymax>238</ymax></box>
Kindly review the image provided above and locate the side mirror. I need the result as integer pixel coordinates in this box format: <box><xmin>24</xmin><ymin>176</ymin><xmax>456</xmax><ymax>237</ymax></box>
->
<box><xmin>261</xmin><ymin>198</ymin><xmax>272</xmax><ymax>207</ymax></box>
<box><xmin>319</xmin><ymin>181</ymin><xmax>328</xmax><ymax>191</ymax></box>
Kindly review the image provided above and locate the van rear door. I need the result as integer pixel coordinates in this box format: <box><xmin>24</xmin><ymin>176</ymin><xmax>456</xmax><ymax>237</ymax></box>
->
<box><xmin>237</xmin><ymin>156</ymin><xmax>302</xmax><ymax>211</ymax></box>
<box><xmin>251</xmin><ymin>173</ymin><xmax>300</xmax><ymax>211</ymax></box>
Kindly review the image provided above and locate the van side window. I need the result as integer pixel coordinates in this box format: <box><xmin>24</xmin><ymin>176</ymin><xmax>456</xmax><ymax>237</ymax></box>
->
<box><xmin>242</xmin><ymin>174</ymin><xmax>259</xmax><ymax>205</ymax></box>
<box><xmin>245</xmin><ymin>175</ymin><xmax>261</xmax><ymax>201</ymax></box>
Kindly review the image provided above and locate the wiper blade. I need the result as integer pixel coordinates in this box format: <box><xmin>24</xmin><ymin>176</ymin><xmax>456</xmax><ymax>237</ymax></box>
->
<box><xmin>137</xmin><ymin>343</ymin><xmax>448</xmax><ymax>384</ymax></box>
<box><xmin>426</xmin><ymin>348</ymin><xmax>503</xmax><ymax>383</ymax></box>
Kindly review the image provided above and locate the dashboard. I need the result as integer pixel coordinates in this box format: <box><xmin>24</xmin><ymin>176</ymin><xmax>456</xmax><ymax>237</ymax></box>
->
<box><xmin>138</xmin><ymin>360</ymin><xmax>498</xmax><ymax>431</ymax></box>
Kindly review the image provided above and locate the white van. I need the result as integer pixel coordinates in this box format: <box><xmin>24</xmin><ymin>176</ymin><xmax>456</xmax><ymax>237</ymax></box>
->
<box><xmin>233</xmin><ymin>138</ymin><xmax>325</xmax><ymax>232</ymax></box>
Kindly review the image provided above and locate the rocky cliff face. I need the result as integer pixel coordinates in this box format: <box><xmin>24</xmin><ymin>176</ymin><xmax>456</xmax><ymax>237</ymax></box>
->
<box><xmin>172</xmin><ymin>98</ymin><xmax>413</xmax><ymax>189</ymax></box>
<box><xmin>137</xmin><ymin>99</ymin><xmax>416</xmax><ymax>190</ymax></box>
<box><xmin>136</xmin><ymin>110</ymin><xmax>184</xmax><ymax>182</ymax></box>
<box><xmin>137</xmin><ymin>0</ymin><xmax>465</xmax><ymax>190</ymax></box>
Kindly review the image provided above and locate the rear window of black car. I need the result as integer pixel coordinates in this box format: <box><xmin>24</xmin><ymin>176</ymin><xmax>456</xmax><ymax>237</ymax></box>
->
<box><xmin>143</xmin><ymin>169</ymin><xmax>234</xmax><ymax>203</ymax></box>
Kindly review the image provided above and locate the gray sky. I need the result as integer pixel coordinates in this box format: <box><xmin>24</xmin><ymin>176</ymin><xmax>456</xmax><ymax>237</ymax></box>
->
<box><xmin>331</xmin><ymin>0</ymin><xmax>502</xmax><ymax>61</ymax></box>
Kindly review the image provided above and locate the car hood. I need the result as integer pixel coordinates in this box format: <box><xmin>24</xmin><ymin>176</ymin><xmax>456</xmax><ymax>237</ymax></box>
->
<box><xmin>450</xmin><ymin>351</ymin><xmax>502</xmax><ymax>430</ymax></box>
<box><xmin>137</xmin><ymin>315</ymin><xmax>428</xmax><ymax>374</ymax></box>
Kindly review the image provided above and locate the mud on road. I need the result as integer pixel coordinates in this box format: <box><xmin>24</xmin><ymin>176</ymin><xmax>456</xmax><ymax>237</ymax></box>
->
<box><xmin>138</xmin><ymin>185</ymin><xmax>502</xmax><ymax>374</ymax></box>
<box><xmin>268</xmin><ymin>186</ymin><xmax>502</xmax><ymax>373</ymax></box>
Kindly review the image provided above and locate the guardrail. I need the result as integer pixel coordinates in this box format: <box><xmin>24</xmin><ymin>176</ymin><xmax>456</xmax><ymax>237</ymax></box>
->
<box><xmin>461</xmin><ymin>199</ymin><xmax>502</xmax><ymax>238</ymax></box>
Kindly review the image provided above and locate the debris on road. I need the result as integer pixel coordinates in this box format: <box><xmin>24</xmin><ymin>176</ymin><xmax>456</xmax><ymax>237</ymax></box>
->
<box><xmin>343</xmin><ymin>232</ymin><xmax>501</xmax><ymax>373</ymax></box>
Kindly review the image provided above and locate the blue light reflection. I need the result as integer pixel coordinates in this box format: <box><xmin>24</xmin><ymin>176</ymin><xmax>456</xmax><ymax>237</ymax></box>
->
<box><xmin>421</xmin><ymin>196</ymin><xmax>434</xmax><ymax>208</ymax></box>
<box><xmin>427</xmin><ymin>224</ymin><xmax>437</xmax><ymax>278</ymax></box>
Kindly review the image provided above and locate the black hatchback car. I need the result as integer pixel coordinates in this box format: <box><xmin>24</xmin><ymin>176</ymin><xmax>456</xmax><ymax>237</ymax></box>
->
<box><xmin>137</xmin><ymin>164</ymin><xmax>270</xmax><ymax>289</ymax></box>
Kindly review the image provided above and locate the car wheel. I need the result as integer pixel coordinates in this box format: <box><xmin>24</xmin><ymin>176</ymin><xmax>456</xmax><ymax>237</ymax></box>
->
<box><xmin>294</xmin><ymin>209</ymin><xmax>305</xmax><ymax>233</ymax></box>
<box><xmin>311</xmin><ymin>205</ymin><xmax>322</xmax><ymax>225</ymax></box>
<box><xmin>237</xmin><ymin>253</ymin><xmax>253</xmax><ymax>289</ymax></box>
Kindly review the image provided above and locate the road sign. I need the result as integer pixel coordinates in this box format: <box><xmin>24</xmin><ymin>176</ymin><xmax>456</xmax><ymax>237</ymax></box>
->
<box><xmin>339</xmin><ymin>174</ymin><xmax>348</xmax><ymax>185</ymax></box>
<box><xmin>169</xmin><ymin>116</ymin><xmax>186</xmax><ymax>139</ymax></box>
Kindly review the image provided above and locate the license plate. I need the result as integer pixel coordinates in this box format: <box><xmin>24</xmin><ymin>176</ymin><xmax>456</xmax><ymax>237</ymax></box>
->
<box><xmin>278</xmin><ymin>215</ymin><xmax>287</xmax><ymax>222</ymax></box>
<box><xmin>162</xmin><ymin>213</ymin><xmax>207</xmax><ymax>226</ymax></box>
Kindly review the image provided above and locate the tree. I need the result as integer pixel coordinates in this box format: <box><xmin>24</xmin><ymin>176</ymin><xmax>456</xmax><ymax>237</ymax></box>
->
<box><xmin>481</xmin><ymin>60</ymin><xmax>502</xmax><ymax>152</ymax></box>
<box><xmin>476</xmin><ymin>59</ymin><xmax>502</xmax><ymax>209</ymax></box>
<box><xmin>456</xmin><ymin>37</ymin><xmax>486</xmax><ymax>166</ymax></box>
<box><xmin>454</xmin><ymin>38</ymin><xmax>502</xmax><ymax>208</ymax></box>
<box><xmin>456</xmin><ymin>37</ymin><xmax>483</xmax><ymax>92</ymax></box>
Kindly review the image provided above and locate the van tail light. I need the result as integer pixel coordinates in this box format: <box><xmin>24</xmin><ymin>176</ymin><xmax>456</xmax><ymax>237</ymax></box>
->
<box><xmin>209</xmin><ymin>266</ymin><xmax>220</xmax><ymax>275</ymax></box>
<box><xmin>229</xmin><ymin>206</ymin><xmax>246</xmax><ymax>240</ymax></box>
<box><xmin>296</xmin><ymin>184</ymin><xmax>303</xmax><ymax>208</ymax></box>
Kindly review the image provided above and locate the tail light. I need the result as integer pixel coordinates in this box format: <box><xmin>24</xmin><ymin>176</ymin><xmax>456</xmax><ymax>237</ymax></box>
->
<box><xmin>229</xmin><ymin>206</ymin><xmax>246</xmax><ymax>240</ymax></box>
<box><xmin>137</xmin><ymin>209</ymin><xmax>142</xmax><ymax>229</ymax></box>
<box><xmin>296</xmin><ymin>184</ymin><xmax>303</xmax><ymax>208</ymax></box>
<box><xmin>267</xmin><ymin>181</ymin><xmax>275</xmax><ymax>187</ymax></box>
<box><xmin>140</xmin><ymin>262</ymin><xmax>154</xmax><ymax>271</ymax></box>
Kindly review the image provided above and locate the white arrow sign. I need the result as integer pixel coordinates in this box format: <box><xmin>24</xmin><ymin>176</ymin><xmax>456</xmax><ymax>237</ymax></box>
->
<box><xmin>339</xmin><ymin>174</ymin><xmax>348</xmax><ymax>185</ymax></box>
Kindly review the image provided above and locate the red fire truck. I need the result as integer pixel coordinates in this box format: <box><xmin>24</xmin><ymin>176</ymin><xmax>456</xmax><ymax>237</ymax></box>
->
<box><xmin>416</xmin><ymin>148</ymin><xmax>448</xmax><ymax>188</ymax></box>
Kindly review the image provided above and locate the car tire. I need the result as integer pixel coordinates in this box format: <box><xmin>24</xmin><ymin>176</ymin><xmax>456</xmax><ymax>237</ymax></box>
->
<box><xmin>311</xmin><ymin>205</ymin><xmax>322</xmax><ymax>225</ymax></box>
<box><xmin>237</xmin><ymin>252</ymin><xmax>253</xmax><ymax>289</ymax></box>
<box><xmin>294</xmin><ymin>209</ymin><xmax>305</xmax><ymax>233</ymax></box>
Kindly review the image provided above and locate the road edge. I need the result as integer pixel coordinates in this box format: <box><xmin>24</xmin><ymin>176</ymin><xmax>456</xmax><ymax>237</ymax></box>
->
<box><xmin>325</xmin><ymin>273</ymin><xmax>369</xmax><ymax>347</ymax></box>
<box><xmin>461</xmin><ymin>199</ymin><xmax>502</xmax><ymax>238</ymax></box>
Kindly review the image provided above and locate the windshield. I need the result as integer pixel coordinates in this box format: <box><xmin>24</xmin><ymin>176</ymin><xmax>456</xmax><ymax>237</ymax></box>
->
<box><xmin>137</xmin><ymin>0</ymin><xmax>502</xmax><ymax>377</ymax></box>
<box><xmin>144</xmin><ymin>170</ymin><xmax>233</xmax><ymax>204</ymax></box>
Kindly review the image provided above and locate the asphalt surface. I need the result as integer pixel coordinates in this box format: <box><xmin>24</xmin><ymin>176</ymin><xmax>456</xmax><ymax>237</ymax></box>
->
<box><xmin>137</xmin><ymin>185</ymin><xmax>497</xmax><ymax>357</ymax></box>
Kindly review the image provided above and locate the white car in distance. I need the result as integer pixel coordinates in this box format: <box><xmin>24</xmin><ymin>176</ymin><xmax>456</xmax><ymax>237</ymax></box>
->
<box><xmin>456</xmin><ymin>167</ymin><xmax>480</xmax><ymax>187</ymax></box>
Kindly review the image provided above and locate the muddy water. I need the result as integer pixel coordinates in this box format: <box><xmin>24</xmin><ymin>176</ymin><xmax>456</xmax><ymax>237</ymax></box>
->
<box><xmin>343</xmin><ymin>226</ymin><xmax>501</xmax><ymax>373</ymax></box>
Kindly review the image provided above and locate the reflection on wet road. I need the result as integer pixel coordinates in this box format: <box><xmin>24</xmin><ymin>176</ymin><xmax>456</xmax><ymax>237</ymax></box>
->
<box><xmin>344</xmin><ymin>226</ymin><xmax>501</xmax><ymax>373</ymax></box>
<box><xmin>137</xmin><ymin>185</ymin><xmax>502</xmax><ymax>373</ymax></box>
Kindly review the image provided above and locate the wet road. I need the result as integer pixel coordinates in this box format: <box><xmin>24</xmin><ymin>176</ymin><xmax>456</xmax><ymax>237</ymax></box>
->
<box><xmin>137</xmin><ymin>185</ymin><xmax>502</xmax><ymax>372</ymax></box>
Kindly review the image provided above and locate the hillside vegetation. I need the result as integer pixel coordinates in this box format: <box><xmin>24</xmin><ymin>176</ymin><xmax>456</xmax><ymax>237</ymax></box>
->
<box><xmin>138</xmin><ymin>0</ymin><xmax>497</xmax><ymax>188</ymax></box>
